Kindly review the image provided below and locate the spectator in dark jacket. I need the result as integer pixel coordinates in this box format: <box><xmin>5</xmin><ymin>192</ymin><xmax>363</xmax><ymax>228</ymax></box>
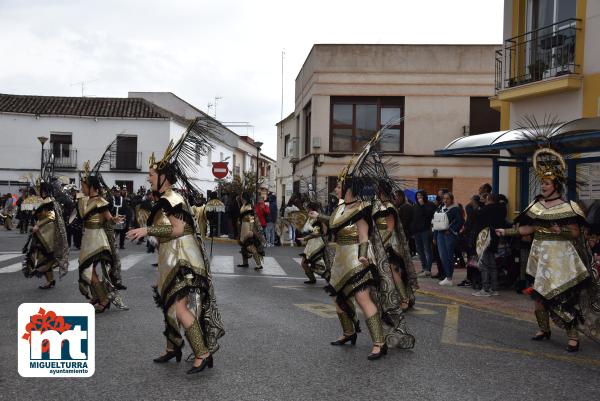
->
<box><xmin>472</xmin><ymin>193</ymin><xmax>507</xmax><ymax>296</ymax></box>
<box><xmin>265</xmin><ymin>193</ymin><xmax>278</xmax><ymax>247</ymax></box>
<box><xmin>412</xmin><ymin>190</ymin><xmax>436</xmax><ymax>277</ymax></box>
<box><xmin>394</xmin><ymin>189</ymin><xmax>415</xmax><ymax>256</ymax></box>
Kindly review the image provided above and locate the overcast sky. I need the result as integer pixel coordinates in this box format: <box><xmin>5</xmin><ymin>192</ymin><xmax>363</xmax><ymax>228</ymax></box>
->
<box><xmin>0</xmin><ymin>0</ymin><xmax>503</xmax><ymax>158</ymax></box>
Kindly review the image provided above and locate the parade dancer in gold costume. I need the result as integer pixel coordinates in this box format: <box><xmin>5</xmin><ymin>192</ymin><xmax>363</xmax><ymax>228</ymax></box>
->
<box><xmin>77</xmin><ymin>141</ymin><xmax>127</xmax><ymax>313</ymax></box>
<box><xmin>237</xmin><ymin>192</ymin><xmax>265</xmax><ymax>270</ymax></box>
<box><xmin>497</xmin><ymin>119</ymin><xmax>600</xmax><ymax>352</ymax></box>
<box><xmin>372</xmin><ymin>181</ymin><xmax>418</xmax><ymax>311</ymax></box>
<box><xmin>128</xmin><ymin>118</ymin><xmax>224</xmax><ymax>375</ymax></box>
<box><xmin>318</xmin><ymin>131</ymin><xmax>415</xmax><ymax>360</ymax></box>
<box><xmin>297</xmin><ymin>201</ymin><xmax>331</xmax><ymax>284</ymax></box>
<box><xmin>22</xmin><ymin>177</ymin><xmax>69</xmax><ymax>289</ymax></box>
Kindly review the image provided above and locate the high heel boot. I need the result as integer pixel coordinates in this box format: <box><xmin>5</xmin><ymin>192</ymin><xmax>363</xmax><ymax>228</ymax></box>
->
<box><xmin>185</xmin><ymin>320</ymin><xmax>212</xmax><ymax>374</ymax></box>
<box><xmin>331</xmin><ymin>312</ymin><xmax>357</xmax><ymax>346</ymax></box>
<box><xmin>531</xmin><ymin>309</ymin><xmax>551</xmax><ymax>341</ymax></box>
<box><xmin>366</xmin><ymin>313</ymin><xmax>387</xmax><ymax>360</ymax></box>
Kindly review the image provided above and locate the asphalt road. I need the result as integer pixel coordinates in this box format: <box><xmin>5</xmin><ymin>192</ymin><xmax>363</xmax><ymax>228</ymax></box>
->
<box><xmin>1</xmin><ymin>231</ymin><xmax>599</xmax><ymax>401</ymax></box>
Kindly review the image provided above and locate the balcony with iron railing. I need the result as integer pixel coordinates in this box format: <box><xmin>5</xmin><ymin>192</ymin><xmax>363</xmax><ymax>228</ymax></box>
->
<box><xmin>109</xmin><ymin>151</ymin><xmax>142</xmax><ymax>171</ymax></box>
<box><xmin>43</xmin><ymin>148</ymin><xmax>77</xmax><ymax>169</ymax></box>
<box><xmin>495</xmin><ymin>18</ymin><xmax>580</xmax><ymax>94</ymax></box>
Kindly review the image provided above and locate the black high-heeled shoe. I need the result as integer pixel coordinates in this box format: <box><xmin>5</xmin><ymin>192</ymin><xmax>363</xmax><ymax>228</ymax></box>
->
<box><xmin>254</xmin><ymin>266</ymin><xmax>263</xmax><ymax>271</ymax></box>
<box><xmin>153</xmin><ymin>347</ymin><xmax>183</xmax><ymax>363</ymax></box>
<box><xmin>304</xmin><ymin>279</ymin><xmax>317</xmax><ymax>284</ymax></box>
<box><xmin>38</xmin><ymin>280</ymin><xmax>55</xmax><ymax>289</ymax></box>
<box><xmin>367</xmin><ymin>343</ymin><xmax>388</xmax><ymax>360</ymax></box>
<box><xmin>237</xmin><ymin>263</ymin><xmax>249</xmax><ymax>268</ymax></box>
<box><xmin>187</xmin><ymin>355</ymin><xmax>213</xmax><ymax>374</ymax></box>
<box><xmin>566</xmin><ymin>339</ymin><xmax>580</xmax><ymax>353</ymax></box>
<box><xmin>330</xmin><ymin>332</ymin><xmax>357</xmax><ymax>346</ymax></box>
<box><xmin>531</xmin><ymin>331</ymin><xmax>551</xmax><ymax>341</ymax></box>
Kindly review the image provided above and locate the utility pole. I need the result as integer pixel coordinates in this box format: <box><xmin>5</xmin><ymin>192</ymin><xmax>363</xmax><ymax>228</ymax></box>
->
<box><xmin>281</xmin><ymin>49</ymin><xmax>285</xmax><ymax>121</ymax></box>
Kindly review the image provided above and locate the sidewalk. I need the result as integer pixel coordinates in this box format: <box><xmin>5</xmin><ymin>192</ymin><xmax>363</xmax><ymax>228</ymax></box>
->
<box><xmin>414</xmin><ymin>259</ymin><xmax>535</xmax><ymax>322</ymax></box>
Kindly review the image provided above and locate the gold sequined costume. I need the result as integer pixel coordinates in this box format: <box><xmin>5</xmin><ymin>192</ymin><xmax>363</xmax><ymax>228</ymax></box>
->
<box><xmin>371</xmin><ymin>199</ymin><xmax>418</xmax><ymax>307</ymax></box>
<box><xmin>299</xmin><ymin>217</ymin><xmax>331</xmax><ymax>282</ymax></box>
<box><xmin>77</xmin><ymin>196</ymin><xmax>117</xmax><ymax>301</ymax></box>
<box><xmin>517</xmin><ymin>200</ymin><xmax>600</xmax><ymax>340</ymax></box>
<box><xmin>150</xmin><ymin>189</ymin><xmax>225</xmax><ymax>355</ymax></box>
<box><xmin>22</xmin><ymin>197</ymin><xmax>69</xmax><ymax>282</ymax></box>
<box><xmin>324</xmin><ymin>200</ymin><xmax>415</xmax><ymax>349</ymax></box>
<box><xmin>239</xmin><ymin>203</ymin><xmax>265</xmax><ymax>267</ymax></box>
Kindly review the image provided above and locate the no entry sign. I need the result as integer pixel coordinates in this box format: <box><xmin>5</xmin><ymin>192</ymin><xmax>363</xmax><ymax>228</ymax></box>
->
<box><xmin>212</xmin><ymin>162</ymin><xmax>229</xmax><ymax>179</ymax></box>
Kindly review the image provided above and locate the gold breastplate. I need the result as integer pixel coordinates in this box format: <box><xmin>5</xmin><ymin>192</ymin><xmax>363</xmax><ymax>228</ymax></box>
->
<box><xmin>152</xmin><ymin>207</ymin><xmax>194</xmax><ymax>243</ymax></box>
<box><xmin>337</xmin><ymin>223</ymin><xmax>359</xmax><ymax>245</ymax></box>
<box><xmin>375</xmin><ymin>216</ymin><xmax>387</xmax><ymax>230</ymax></box>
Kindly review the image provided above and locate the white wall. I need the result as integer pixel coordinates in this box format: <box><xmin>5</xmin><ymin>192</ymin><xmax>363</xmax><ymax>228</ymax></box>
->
<box><xmin>0</xmin><ymin>113</ymin><xmax>171</xmax><ymax>194</ymax></box>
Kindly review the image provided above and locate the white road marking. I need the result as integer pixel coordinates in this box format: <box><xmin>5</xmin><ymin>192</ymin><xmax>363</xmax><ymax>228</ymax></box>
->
<box><xmin>120</xmin><ymin>254</ymin><xmax>150</xmax><ymax>271</ymax></box>
<box><xmin>260</xmin><ymin>256</ymin><xmax>286</xmax><ymax>276</ymax></box>
<box><xmin>293</xmin><ymin>257</ymin><xmax>303</xmax><ymax>265</ymax></box>
<box><xmin>210</xmin><ymin>255</ymin><xmax>234</xmax><ymax>274</ymax></box>
<box><xmin>0</xmin><ymin>259</ymin><xmax>24</xmax><ymax>273</ymax></box>
<box><xmin>68</xmin><ymin>258</ymin><xmax>79</xmax><ymax>271</ymax></box>
<box><xmin>0</xmin><ymin>253</ymin><xmax>21</xmax><ymax>263</ymax></box>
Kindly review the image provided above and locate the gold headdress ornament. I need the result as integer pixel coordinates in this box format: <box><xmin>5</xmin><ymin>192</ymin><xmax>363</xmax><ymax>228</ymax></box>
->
<box><xmin>533</xmin><ymin>147</ymin><xmax>566</xmax><ymax>182</ymax></box>
<box><xmin>149</xmin><ymin>140</ymin><xmax>175</xmax><ymax>171</ymax></box>
<box><xmin>80</xmin><ymin>160</ymin><xmax>91</xmax><ymax>183</ymax></box>
<box><xmin>337</xmin><ymin>154</ymin><xmax>356</xmax><ymax>185</ymax></box>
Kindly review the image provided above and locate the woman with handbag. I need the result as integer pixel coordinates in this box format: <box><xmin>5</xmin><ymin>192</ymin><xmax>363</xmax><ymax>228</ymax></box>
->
<box><xmin>433</xmin><ymin>192</ymin><xmax>464</xmax><ymax>286</ymax></box>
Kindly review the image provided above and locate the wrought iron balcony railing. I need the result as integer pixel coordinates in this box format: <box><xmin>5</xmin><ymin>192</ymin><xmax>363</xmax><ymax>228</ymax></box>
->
<box><xmin>495</xmin><ymin>18</ymin><xmax>580</xmax><ymax>92</ymax></box>
<box><xmin>109</xmin><ymin>151</ymin><xmax>142</xmax><ymax>171</ymax></box>
<box><xmin>43</xmin><ymin>148</ymin><xmax>77</xmax><ymax>169</ymax></box>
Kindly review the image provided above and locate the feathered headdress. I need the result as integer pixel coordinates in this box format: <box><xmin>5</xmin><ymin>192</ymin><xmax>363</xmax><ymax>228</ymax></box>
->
<box><xmin>517</xmin><ymin>115</ymin><xmax>570</xmax><ymax>187</ymax></box>
<box><xmin>79</xmin><ymin>139</ymin><xmax>118</xmax><ymax>201</ymax></box>
<box><xmin>344</xmin><ymin>117</ymin><xmax>409</xmax><ymax>200</ymax></box>
<box><xmin>149</xmin><ymin>117</ymin><xmax>216</xmax><ymax>197</ymax></box>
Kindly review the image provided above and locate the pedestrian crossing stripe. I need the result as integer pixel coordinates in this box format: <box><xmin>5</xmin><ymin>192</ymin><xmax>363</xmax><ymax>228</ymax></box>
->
<box><xmin>0</xmin><ymin>253</ymin><xmax>21</xmax><ymax>263</ymax></box>
<box><xmin>210</xmin><ymin>256</ymin><xmax>234</xmax><ymax>274</ymax></box>
<box><xmin>293</xmin><ymin>257</ymin><xmax>302</xmax><ymax>265</ymax></box>
<box><xmin>1</xmin><ymin>252</ymin><xmax>291</xmax><ymax>277</ymax></box>
<box><xmin>261</xmin><ymin>257</ymin><xmax>286</xmax><ymax>276</ymax></box>
<box><xmin>2</xmin><ymin>253</ymin><xmax>154</xmax><ymax>274</ymax></box>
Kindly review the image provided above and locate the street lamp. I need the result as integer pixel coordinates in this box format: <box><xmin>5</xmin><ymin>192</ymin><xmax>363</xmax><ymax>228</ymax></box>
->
<box><xmin>37</xmin><ymin>136</ymin><xmax>48</xmax><ymax>172</ymax></box>
<box><xmin>254</xmin><ymin>141</ymin><xmax>263</xmax><ymax>203</ymax></box>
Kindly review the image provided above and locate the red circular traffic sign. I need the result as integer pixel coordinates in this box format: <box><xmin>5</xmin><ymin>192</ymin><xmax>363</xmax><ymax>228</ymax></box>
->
<box><xmin>212</xmin><ymin>162</ymin><xmax>229</xmax><ymax>179</ymax></box>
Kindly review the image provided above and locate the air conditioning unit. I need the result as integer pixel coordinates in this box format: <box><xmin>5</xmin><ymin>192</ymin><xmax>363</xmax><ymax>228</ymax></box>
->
<box><xmin>312</xmin><ymin>137</ymin><xmax>321</xmax><ymax>148</ymax></box>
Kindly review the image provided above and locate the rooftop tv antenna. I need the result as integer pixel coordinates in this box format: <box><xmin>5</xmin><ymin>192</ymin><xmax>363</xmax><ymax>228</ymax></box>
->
<box><xmin>70</xmin><ymin>79</ymin><xmax>99</xmax><ymax>97</ymax></box>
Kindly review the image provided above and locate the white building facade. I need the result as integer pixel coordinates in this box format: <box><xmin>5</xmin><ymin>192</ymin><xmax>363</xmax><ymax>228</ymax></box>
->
<box><xmin>0</xmin><ymin>93</ymin><xmax>247</xmax><ymax>195</ymax></box>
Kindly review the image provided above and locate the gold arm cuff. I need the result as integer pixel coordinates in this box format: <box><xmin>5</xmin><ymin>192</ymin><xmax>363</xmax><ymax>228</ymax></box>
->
<box><xmin>503</xmin><ymin>227</ymin><xmax>520</xmax><ymax>237</ymax></box>
<box><xmin>147</xmin><ymin>225</ymin><xmax>173</xmax><ymax>238</ymax></box>
<box><xmin>358</xmin><ymin>242</ymin><xmax>369</xmax><ymax>259</ymax></box>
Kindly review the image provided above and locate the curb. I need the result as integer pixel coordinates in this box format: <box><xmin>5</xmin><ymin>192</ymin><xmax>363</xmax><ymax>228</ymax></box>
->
<box><xmin>416</xmin><ymin>288</ymin><xmax>535</xmax><ymax>323</ymax></box>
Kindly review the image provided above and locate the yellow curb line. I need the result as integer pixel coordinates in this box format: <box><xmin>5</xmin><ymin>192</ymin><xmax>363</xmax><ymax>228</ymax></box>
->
<box><xmin>417</xmin><ymin>288</ymin><xmax>535</xmax><ymax>324</ymax></box>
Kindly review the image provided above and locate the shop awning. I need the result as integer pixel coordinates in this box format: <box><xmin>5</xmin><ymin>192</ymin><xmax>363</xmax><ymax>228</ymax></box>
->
<box><xmin>435</xmin><ymin>117</ymin><xmax>600</xmax><ymax>157</ymax></box>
